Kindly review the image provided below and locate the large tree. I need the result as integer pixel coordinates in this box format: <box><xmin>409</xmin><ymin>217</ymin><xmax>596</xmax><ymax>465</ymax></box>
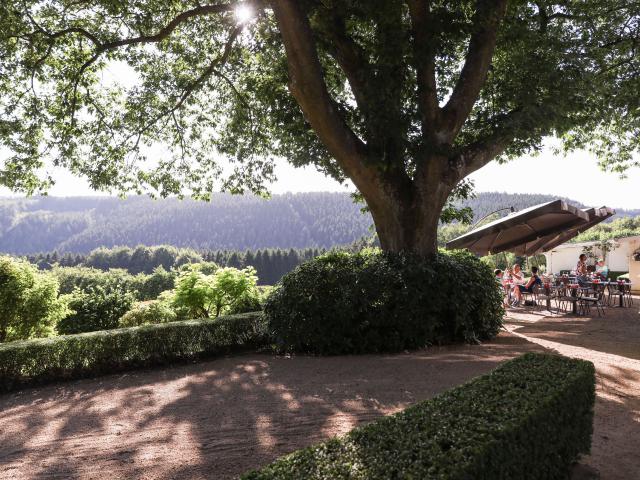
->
<box><xmin>1</xmin><ymin>1</ymin><xmax>639</xmax><ymax>255</ymax></box>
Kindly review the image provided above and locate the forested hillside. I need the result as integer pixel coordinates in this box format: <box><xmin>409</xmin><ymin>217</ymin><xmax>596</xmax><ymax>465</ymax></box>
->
<box><xmin>0</xmin><ymin>193</ymin><xmax>372</xmax><ymax>254</ymax></box>
<box><xmin>0</xmin><ymin>192</ymin><xmax>635</xmax><ymax>254</ymax></box>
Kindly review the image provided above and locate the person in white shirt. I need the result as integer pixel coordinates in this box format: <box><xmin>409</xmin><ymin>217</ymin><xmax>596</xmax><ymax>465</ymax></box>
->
<box><xmin>510</xmin><ymin>264</ymin><xmax>525</xmax><ymax>285</ymax></box>
<box><xmin>507</xmin><ymin>264</ymin><xmax>525</xmax><ymax>307</ymax></box>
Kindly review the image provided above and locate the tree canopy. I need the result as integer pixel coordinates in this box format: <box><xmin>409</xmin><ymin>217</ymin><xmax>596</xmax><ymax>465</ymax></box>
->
<box><xmin>2</xmin><ymin>1</ymin><xmax>640</xmax><ymax>253</ymax></box>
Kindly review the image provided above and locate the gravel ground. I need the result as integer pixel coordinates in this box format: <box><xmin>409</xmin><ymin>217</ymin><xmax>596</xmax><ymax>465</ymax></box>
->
<box><xmin>0</xmin><ymin>302</ymin><xmax>637</xmax><ymax>479</ymax></box>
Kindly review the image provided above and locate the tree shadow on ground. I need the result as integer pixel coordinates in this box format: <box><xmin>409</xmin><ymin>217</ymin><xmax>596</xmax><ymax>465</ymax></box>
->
<box><xmin>507</xmin><ymin>300</ymin><xmax>640</xmax><ymax>362</ymax></box>
<box><xmin>0</xmin><ymin>334</ymin><xmax>541</xmax><ymax>479</ymax></box>
<box><xmin>507</xmin><ymin>312</ymin><xmax>640</xmax><ymax>480</ymax></box>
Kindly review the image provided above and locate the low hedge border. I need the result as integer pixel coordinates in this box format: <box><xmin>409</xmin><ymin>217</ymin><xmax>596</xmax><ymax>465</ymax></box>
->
<box><xmin>242</xmin><ymin>353</ymin><xmax>595</xmax><ymax>480</ymax></box>
<box><xmin>0</xmin><ymin>312</ymin><xmax>266</xmax><ymax>393</ymax></box>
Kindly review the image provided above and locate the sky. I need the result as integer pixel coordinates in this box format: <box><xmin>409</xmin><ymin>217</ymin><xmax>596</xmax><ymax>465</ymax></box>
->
<box><xmin>6</xmin><ymin>142</ymin><xmax>639</xmax><ymax>209</ymax></box>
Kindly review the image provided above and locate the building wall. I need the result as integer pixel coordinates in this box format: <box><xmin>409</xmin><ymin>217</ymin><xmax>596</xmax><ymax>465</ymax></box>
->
<box><xmin>544</xmin><ymin>240</ymin><xmax>633</xmax><ymax>274</ymax></box>
<box><xmin>626</xmin><ymin>237</ymin><xmax>640</xmax><ymax>293</ymax></box>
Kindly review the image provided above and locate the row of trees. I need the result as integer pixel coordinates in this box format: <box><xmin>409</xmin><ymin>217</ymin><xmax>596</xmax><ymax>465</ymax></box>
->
<box><xmin>573</xmin><ymin>217</ymin><xmax>640</xmax><ymax>243</ymax></box>
<box><xmin>26</xmin><ymin>245</ymin><xmax>338</xmax><ymax>285</ymax></box>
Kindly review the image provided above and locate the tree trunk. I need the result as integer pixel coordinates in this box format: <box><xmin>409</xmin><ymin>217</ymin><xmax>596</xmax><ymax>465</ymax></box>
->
<box><xmin>366</xmin><ymin>162</ymin><xmax>454</xmax><ymax>256</ymax></box>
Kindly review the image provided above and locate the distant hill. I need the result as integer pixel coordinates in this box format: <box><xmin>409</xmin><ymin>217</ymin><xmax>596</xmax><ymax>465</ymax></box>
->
<box><xmin>0</xmin><ymin>192</ymin><xmax>635</xmax><ymax>254</ymax></box>
<box><xmin>0</xmin><ymin>194</ymin><xmax>372</xmax><ymax>254</ymax></box>
<box><xmin>461</xmin><ymin>192</ymin><xmax>640</xmax><ymax>222</ymax></box>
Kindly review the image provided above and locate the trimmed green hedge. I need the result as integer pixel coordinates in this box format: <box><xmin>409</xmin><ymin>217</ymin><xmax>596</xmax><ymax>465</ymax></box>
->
<box><xmin>0</xmin><ymin>312</ymin><xmax>266</xmax><ymax>393</ymax></box>
<box><xmin>242</xmin><ymin>353</ymin><xmax>595</xmax><ymax>480</ymax></box>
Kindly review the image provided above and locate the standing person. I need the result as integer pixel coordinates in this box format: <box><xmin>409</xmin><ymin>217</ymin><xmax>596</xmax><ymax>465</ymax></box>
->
<box><xmin>576</xmin><ymin>254</ymin><xmax>589</xmax><ymax>285</ymax></box>
<box><xmin>494</xmin><ymin>269</ymin><xmax>510</xmax><ymax>307</ymax></box>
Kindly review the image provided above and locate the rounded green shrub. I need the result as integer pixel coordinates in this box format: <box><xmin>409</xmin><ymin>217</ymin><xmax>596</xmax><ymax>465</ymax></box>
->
<box><xmin>118</xmin><ymin>300</ymin><xmax>178</xmax><ymax>327</ymax></box>
<box><xmin>57</xmin><ymin>286</ymin><xmax>135</xmax><ymax>334</ymax></box>
<box><xmin>264</xmin><ymin>249</ymin><xmax>503</xmax><ymax>354</ymax></box>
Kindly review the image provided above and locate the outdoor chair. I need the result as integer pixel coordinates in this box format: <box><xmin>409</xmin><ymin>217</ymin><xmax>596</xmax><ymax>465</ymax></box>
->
<box><xmin>535</xmin><ymin>284</ymin><xmax>555</xmax><ymax>313</ymax></box>
<box><xmin>520</xmin><ymin>284</ymin><xmax>540</xmax><ymax>309</ymax></box>
<box><xmin>578</xmin><ymin>284</ymin><xmax>606</xmax><ymax>317</ymax></box>
<box><xmin>607</xmin><ymin>283</ymin><xmax>625</xmax><ymax>307</ymax></box>
<box><xmin>622</xmin><ymin>282</ymin><xmax>634</xmax><ymax>307</ymax></box>
<box><xmin>556</xmin><ymin>285</ymin><xmax>580</xmax><ymax>315</ymax></box>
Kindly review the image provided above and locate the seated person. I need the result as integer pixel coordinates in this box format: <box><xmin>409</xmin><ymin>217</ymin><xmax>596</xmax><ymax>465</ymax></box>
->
<box><xmin>595</xmin><ymin>259</ymin><xmax>609</xmax><ymax>279</ymax></box>
<box><xmin>494</xmin><ymin>269</ymin><xmax>511</xmax><ymax>306</ymax></box>
<box><xmin>576</xmin><ymin>254</ymin><xmax>589</xmax><ymax>286</ymax></box>
<box><xmin>511</xmin><ymin>266</ymin><xmax>542</xmax><ymax>307</ymax></box>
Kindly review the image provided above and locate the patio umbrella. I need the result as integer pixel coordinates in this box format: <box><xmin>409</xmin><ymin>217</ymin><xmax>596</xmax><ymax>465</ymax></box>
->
<box><xmin>529</xmin><ymin>206</ymin><xmax>616</xmax><ymax>254</ymax></box>
<box><xmin>446</xmin><ymin>200</ymin><xmax>591</xmax><ymax>256</ymax></box>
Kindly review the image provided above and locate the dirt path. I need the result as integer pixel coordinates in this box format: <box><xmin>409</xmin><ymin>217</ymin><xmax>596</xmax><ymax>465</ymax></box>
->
<box><xmin>505</xmin><ymin>303</ymin><xmax>640</xmax><ymax>480</ymax></box>
<box><xmin>0</xmin><ymin>334</ymin><xmax>542</xmax><ymax>480</ymax></box>
<box><xmin>0</xmin><ymin>304</ymin><xmax>638</xmax><ymax>479</ymax></box>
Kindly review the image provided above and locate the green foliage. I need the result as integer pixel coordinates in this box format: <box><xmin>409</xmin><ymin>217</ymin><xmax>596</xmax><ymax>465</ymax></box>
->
<box><xmin>242</xmin><ymin>353</ymin><xmax>595</xmax><ymax>480</ymax></box>
<box><xmin>84</xmin><ymin>245</ymin><xmax>202</xmax><ymax>273</ymax></box>
<box><xmin>0</xmin><ymin>256</ymin><xmax>69</xmax><ymax>342</ymax></box>
<box><xmin>229</xmin><ymin>285</ymin><xmax>272</xmax><ymax>315</ymax></box>
<box><xmin>57</xmin><ymin>286</ymin><xmax>135</xmax><ymax>334</ymax></box>
<box><xmin>2</xmin><ymin>1</ymin><xmax>639</xmax><ymax>198</ymax></box>
<box><xmin>118</xmin><ymin>300</ymin><xmax>178</xmax><ymax>328</ymax></box>
<box><xmin>53</xmin><ymin>266</ymin><xmax>139</xmax><ymax>295</ymax></box>
<box><xmin>52</xmin><ymin>265</ymin><xmax>176</xmax><ymax>301</ymax></box>
<box><xmin>0</xmin><ymin>312</ymin><xmax>266</xmax><ymax>393</ymax></box>
<box><xmin>172</xmin><ymin>266</ymin><xmax>259</xmax><ymax>318</ymax></box>
<box><xmin>177</xmin><ymin>261</ymin><xmax>219</xmax><ymax>275</ymax></box>
<box><xmin>439</xmin><ymin>179</ymin><xmax>476</xmax><ymax>225</ymax></box>
<box><xmin>138</xmin><ymin>266</ymin><xmax>179</xmax><ymax>299</ymax></box>
<box><xmin>264</xmin><ymin>249</ymin><xmax>503</xmax><ymax>354</ymax></box>
<box><xmin>573</xmin><ymin>216</ymin><xmax>640</xmax><ymax>243</ymax></box>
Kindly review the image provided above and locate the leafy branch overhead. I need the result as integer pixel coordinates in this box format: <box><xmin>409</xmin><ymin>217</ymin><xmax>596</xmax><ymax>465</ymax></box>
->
<box><xmin>2</xmin><ymin>1</ymin><xmax>640</xmax><ymax>253</ymax></box>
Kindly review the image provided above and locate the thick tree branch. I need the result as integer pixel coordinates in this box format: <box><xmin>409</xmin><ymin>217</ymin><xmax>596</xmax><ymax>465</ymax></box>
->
<box><xmin>452</xmin><ymin>105</ymin><xmax>547</xmax><ymax>179</ymax></box>
<box><xmin>406</xmin><ymin>0</ymin><xmax>439</xmax><ymax>135</ymax></box>
<box><xmin>315</xmin><ymin>12</ymin><xmax>373</xmax><ymax>119</ymax></box>
<box><xmin>270</xmin><ymin>0</ymin><xmax>377</xmax><ymax>193</ymax></box>
<box><xmin>439</xmin><ymin>0</ymin><xmax>508</xmax><ymax>143</ymax></box>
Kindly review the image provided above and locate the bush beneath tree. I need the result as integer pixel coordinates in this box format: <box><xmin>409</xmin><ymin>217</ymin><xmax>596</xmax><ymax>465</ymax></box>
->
<box><xmin>264</xmin><ymin>249</ymin><xmax>503</xmax><ymax>354</ymax></box>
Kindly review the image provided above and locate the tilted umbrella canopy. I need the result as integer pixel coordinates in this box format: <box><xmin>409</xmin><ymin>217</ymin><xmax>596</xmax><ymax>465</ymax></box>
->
<box><xmin>446</xmin><ymin>200</ymin><xmax>591</xmax><ymax>256</ymax></box>
<box><xmin>533</xmin><ymin>206</ymin><xmax>616</xmax><ymax>254</ymax></box>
